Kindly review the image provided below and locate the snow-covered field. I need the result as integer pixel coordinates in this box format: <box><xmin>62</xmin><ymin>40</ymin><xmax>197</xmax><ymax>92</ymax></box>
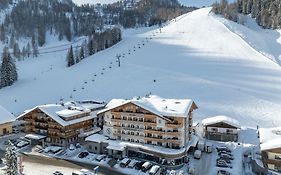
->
<box><xmin>1</xmin><ymin>8</ymin><xmax>281</xmax><ymax>128</ymax></box>
<box><xmin>215</xmin><ymin>14</ymin><xmax>281</xmax><ymax>66</ymax></box>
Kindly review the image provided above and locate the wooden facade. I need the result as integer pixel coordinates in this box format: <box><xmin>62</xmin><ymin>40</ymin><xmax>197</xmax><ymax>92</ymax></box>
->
<box><xmin>262</xmin><ymin>148</ymin><xmax>281</xmax><ymax>173</ymax></box>
<box><xmin>203</xmin><ymin>121</ymin><xmax>239</xmax><ymax>142</ymax></box>
<box><xmin>0</xmin><ymin>122</ymin><xmax>12</xmax><ymax>136</ymax></box>
<box><xmin>19</xmin><ymin>107</ymin><xmax>93</xmax><ymax>146</ymax></box>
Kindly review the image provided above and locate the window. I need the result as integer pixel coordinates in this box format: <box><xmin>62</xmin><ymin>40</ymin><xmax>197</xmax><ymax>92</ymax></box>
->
<box><xmin>275</xmin><ymin>155</ymin><xmax>281</xmax><ymax>160</ymax></box>
<box><xmin>95</xmin><ymin>146</ymin><xmax>97</xmax><ymax>150</ymax></box>
<box><xmin>158</xmin><ymin>119</ymin><xmax>161</xmax><ymax>124</ymax></box>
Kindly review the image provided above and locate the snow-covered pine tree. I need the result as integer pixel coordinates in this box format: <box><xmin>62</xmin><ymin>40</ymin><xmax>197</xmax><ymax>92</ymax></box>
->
<box><xmin>66</xmin><ymin>45</ymin><xmax>75</xmax><ymax>67</ymax></box>
<box><xmin>79</xmin><ymin>46</ymin><xmax>85</xmax><ymax>61</ymax></box>
<box><xmin>0</xmin><ymin>47</ymin><xmax>18</xmax><ymax>88</ymax></box>
<box><xmin>3</xmin><ymin>142</ymin><xmax>18</xmax><ymax>175</ymax></box>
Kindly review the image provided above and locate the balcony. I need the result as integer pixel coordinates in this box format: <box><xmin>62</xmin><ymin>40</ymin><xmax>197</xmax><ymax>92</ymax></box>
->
<box><xmin>144</xmin><ymin>121</ymin><xmax>157</xmax><ymax>127</ymax></box>
<box><xmin>166</xmin><ymin>123</ymin><xmax>182</xmax><ymax>128</ymax></box>
<box><xmin>166</xmin><ymin>131</ymin><xmax>181</xmax><ymax>136</ymax></box>
<box><xmin>166</xmin><ymin>138</ymin><xmax>181</xmax><ymax>144</ymax></box>
<box><xmin>113</xmin><ymin>125</ymin><xmax>122</xmax><ymax>129</ymax></box>
<box><xmin>111</xmin><ymin>118</ymin><xmax>121</xmax><ymax>122</ymax></box>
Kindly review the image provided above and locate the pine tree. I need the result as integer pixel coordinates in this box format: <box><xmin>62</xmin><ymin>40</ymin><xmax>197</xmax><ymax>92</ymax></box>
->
<box><xmin>3</xmin><ymin>142</ymin><xmax>18</xmax><ymax>175</ymax></box>
<box><xmin>0</xmin><ymin>47</ymin><xmax>18</xmax><ymax>88</ymax></box>
<box><xmin>79</xmin><ymin>46</ymin><xmax>85</xmax><ymax>61</ymax></box>
<box><xmin>66</xmin><ymin>45</ymin><xmax>75</xmax><ymax>67</ymax></box>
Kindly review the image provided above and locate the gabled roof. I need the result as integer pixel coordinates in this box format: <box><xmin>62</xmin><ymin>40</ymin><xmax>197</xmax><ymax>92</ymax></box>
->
<box><xmin>0</xmin><ymin>105</ymin><xmax>15</xmax><ymax>123</ymax></box>
<box><xmin>260</xmin><ymin>127</ymin><xmax>281</xmax><ymax>151</ymax></box>
<box><xmin>202</xmin><ymin>115</ymin><xmax>240</xmax><ymax>128</ymax></box>
<box><xmin>17</xmin><ymin>104</ymin><xmax>93</xmax><ymax>127</ymax></box>
<box><xmin>97</xmin><ymin>95</ymin><xmax>197</xmax><ymax>118</ymax></box>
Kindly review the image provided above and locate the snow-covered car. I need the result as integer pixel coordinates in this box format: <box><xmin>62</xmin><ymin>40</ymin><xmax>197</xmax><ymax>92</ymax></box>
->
<box><xmin>216</xmin><ymin>146</ymin><xmax>231</xmax><ymax>153</ymax></box>
<box><xmin>217</xmin><ymin>157</ymin><xmax>231</xmax><ymax>163</ymax></box>
<box><xmin>219</xmin><ymin>153</ymin><xmax>234</xmax><ymax>160</ymax></box>
<box><xmin>216</xmin><ymin>160</ymin><xmax>232</xmax><ymax>168</ymax></box>
<box><xmin>148</xmin><ymin>165</ymin><xmax>160</xmax><ymax>175</ymax></box>
<box><xmin>194</xmin><ymin>150</ymin><xmax>202</xmax><ymax>159</ymax></box>
<box><xmin>120</xmin><ymin>158</ymin><xmax>131</xmax><ymax>168</ymax></box>
<box><xmin>128</xmin><ymin>160</ymin><xmax>139</xmax><ymax>168</ymax></box>
<box><xmin>141</xmin><ymin>162</ymin><xmax>153</xmax><ymax>172</ymax></box>
<box><xmin>217</xmin><ymin>170</ymin><xmax>231</xmax><ymax>175</ymax></box>
<box><xmin>69</xmin><ymin>144</ymin><xmax>75</xmax><ymax>151</ymax></box>
<box><xmin>16</xmin><ymin>140</ymin><xmax>29</xmax><ymax>148</ymax></box>
<box><xmin>95</xmin><ymin>155</ymin><xmax>106</xmax><ymax>162</ymax></box>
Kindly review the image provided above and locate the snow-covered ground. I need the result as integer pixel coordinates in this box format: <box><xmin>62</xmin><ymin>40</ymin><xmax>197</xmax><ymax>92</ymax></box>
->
<box><xmin>215</xmin><ymin>14</ymin><xmax>281</xmax><ymax>66</ymax></box>
<box><xmin>1</xmin><ymin>8</ymin><xmax>281</xmax><ymax>128</ymax></box>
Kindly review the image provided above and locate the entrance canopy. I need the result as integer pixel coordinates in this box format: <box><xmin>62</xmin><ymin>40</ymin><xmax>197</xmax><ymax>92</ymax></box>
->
<box><xmin>25</xmin><ymin>133</ymin><xmax>46</xmax><ymax>140</ymax></box>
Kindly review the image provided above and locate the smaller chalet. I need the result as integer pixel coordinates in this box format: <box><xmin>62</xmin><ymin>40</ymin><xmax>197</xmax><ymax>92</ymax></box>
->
<box><xmin>17</xmin><ymin>101</ymin><xmax>106</xmax><ymax>146</ymax></box>
<box><xmin>202</xmin><ymin>115</ymin><xmax>240</xmax><ymax>142</ymax></box>
<box><xmin>259</xmin><ymin>127</ymin><xmax>281</xmax><ymax>173</ymax></box>
<box><xmin>0</xmin><ymin>105</ymin><xmax>15</xmax><ymax>136</ymax></box>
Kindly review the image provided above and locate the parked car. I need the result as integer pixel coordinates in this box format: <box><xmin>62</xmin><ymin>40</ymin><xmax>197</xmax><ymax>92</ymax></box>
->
<box><xmin>107</xmin><ymin>158</ymin><xmax>117</xmax><ymax>167</ymax></box>
<box><xmin>217</xmin><ymin>170</ymin><xmax>231</xmax><ymax>175</ymax></box>
<box><xmin>95</xmin><ymin>155</ymin><xmax>106</xmax><ymax>162</ymax></box>
<box><xmin>188</xmin><ymin>166</ymin><xmax>195</xmax><ymax>175</ymax></box>
<box><xmin>194</xmin><ymin>150</ymin><xmax>202</xmax><ymax>159</ymax></box>
<box><xmin>78</xmin><ymin>152</ymin><xmax>89</xmax><ymax>158</ymax></box>
<box><xmin>149</xmin><ymin>165</ymin><xmax>160</xmax><ymax>175</ymax></box>
<box><xmin>218</xmin><ymin>150</ymin><xmax>232</xmax><ymax>156</ymax></box>
<box><xmin>216</xmin><ymin>146</ymin><xmax>231</xmax><ymax>153</ymax></box>
<box><xmin>197</xmin><ymin>140</ymin><xmax>205</xmax><ymax>152</ymax></box>
<box><xmin>120</xmin><ymin>158</ymin><xmax>131</xmax><ymax>168</ymax></box>
<box><xmin>219</xmin><ymin>153</ymin><xmax>234</xmax><ymax>160</ymax></box>
<box><xmin>141</xmin><ymin>162</ymin><xmax>153</xmax><ymax>172</ymax></box>
<box><xmin>216</xmin><ymin>160</ymin><xmax>232</xmax><ymax>168</ymax></box>
<box><xmin>53</xmin><ymin>171</ymin><xmax>63</xmax><ymax>175</ymax></box>
<box><xmin>16</xmin><ymin>141</ymin><xmax>29</xmax><ymax>148</ymax></box>
<box><xmin>205</xmin><ymin>142</ymin><xmax>213</xmax><ymax>153</ymax></box>
<box><xmin>135</xmin><ymin>161</ymin><xmax>145</xmax><ymax>170</ymax></box>
<box><xmin>217</xmin><ymin>158</ymin><xmax>231</xmax><ymax>163</ymax></box>
<box><xmin>12</xmin><ymin>128</ymin><xmax>19</xmax><ymax>134</ymax></box>
<box><xmin>128</xmin><ymin>160</ymin><xmax>138</xmax><ymax>168</ymax></box>
<box><xmin>69</xmin><ymin>144</ymin><xmax>75</xmax><ymax>151</ymax></box>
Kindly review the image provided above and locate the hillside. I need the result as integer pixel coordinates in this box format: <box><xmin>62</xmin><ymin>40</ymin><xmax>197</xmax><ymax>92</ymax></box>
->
<box><xmin>72</xmin><ymin>0</ymin><xmax>235</xmax><ymax>7</ymax></box>
<box><xmin>1</xmin><ymin>7</ymin><xmax>281</xmax><ymax>128</ymax></box>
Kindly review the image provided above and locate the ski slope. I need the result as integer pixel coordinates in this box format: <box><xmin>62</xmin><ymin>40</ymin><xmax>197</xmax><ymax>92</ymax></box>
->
<box><xmin>1</xmin><ymin>8</ymin><xmax>281</xmax><ymax>128</ymax></box>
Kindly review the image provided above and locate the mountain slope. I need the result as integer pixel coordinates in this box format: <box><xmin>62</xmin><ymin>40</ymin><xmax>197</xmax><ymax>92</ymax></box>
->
<box><xmin>1</xmin><ymin>8</ymin><xmax>281</xmax><ymax>127</ymax></box>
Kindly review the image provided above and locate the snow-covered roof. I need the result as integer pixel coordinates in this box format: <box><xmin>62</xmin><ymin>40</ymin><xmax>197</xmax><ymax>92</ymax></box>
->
<box><xmin>25</xmin><ymin>133</ymin><xmax>47</xmax><ymax>140</ymax></box>
<box><xmin>85</xmin><ymin>134</ymin><xmax>109</xmax><ymax>143</ymax></box>
<box><xmin>202</xmin><ymin>115</ymin><xmax>240</xmax><ymax>128</ymax></box>
<box><xmin>260</xmin><ymin>127</ymin><xmax>281</xmax><ymax>151</ymax></box>
<box><xmin>17</xmin><ymin>104</ymin><xmax>93</xmax><ymax>127</ymax></box>
<box><xmin>56</xmin><ymin>108</ymin><xmax>89</xmax><ymax>118</ymax></box>
<box><xmin>0</xmin><ymin>105</ymin><xmax>15</xmax><ymax>124</ymax></box>
<box><xmin>98</xmin><ymin>95</ymin><xmax>196</xmax><ymax>118</ymax></box>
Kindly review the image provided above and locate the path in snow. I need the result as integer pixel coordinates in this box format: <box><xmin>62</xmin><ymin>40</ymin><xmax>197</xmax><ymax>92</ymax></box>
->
<box><xmin>1</xmin><ymin>8</ymin><xmax>281</xmax><ymax>128</ymax></box>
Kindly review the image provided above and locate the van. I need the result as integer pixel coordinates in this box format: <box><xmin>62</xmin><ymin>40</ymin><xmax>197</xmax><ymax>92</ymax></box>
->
<box><xmin>197</xmin><ymin>140</ymin><xmax>205</xmax><ymax>151</ymax></box>
<box><xmin>120</xmin><ymin>158</ymin><xmax>131</xmax><ymax>168</ymax></box>
<box><xmin>141</xmin><ymin>162</ymin><xmax>152</xmax><ymax>172</ymax></box>
<box><xmin>148</xmin><ymin>165</ymin><xmax>160</xmax><ymax>175</ymax></box>
<box><xmin>188</xmin><ymin>166</ymin><xmax>195</xmax><ymax>175</ymax></box>
<box><xmin>194</xmin><ymin>150</ymin><xmax>202</xmax><ymax>159</ymax></box>
<box><xmin>205</xmin><ymin>142</ymin><xmax>213</xmax><ymax>153</ymax></box>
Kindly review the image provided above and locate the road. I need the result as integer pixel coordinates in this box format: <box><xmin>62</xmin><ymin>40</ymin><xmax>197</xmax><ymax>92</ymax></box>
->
<box><xmin>0</xmin><ymin>150</ymin><xmax>127</xmax><ymax>175</ymax></box>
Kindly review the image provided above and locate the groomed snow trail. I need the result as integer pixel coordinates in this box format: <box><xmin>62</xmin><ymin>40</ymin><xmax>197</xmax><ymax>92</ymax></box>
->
<box><xmin>1</xmin><ymin>8</ymin><xmax>281</xmax><ymax>127</ymax></box>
